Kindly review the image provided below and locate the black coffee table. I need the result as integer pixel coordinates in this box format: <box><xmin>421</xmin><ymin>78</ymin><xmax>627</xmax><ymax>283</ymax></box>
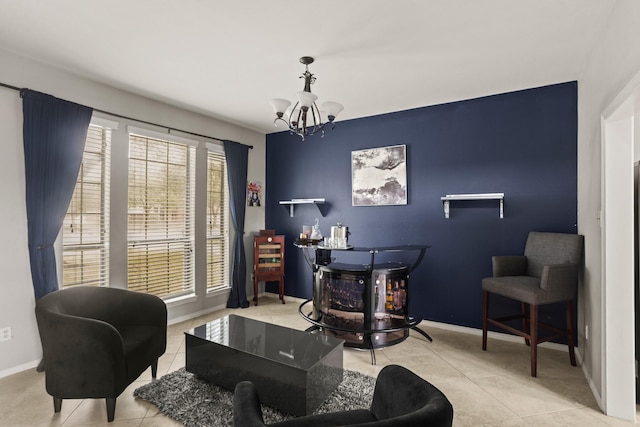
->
<box><xmin>185</xmin><ymin>314</ymin><xmax>344</xmax><ymax>416</ymax></box>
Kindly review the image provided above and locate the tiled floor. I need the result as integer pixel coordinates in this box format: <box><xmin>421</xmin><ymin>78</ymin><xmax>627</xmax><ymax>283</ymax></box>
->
<box><xmin>0</xmin><ymin>295</ymin><xmax>638</xmax><ymax>426</ymax></box>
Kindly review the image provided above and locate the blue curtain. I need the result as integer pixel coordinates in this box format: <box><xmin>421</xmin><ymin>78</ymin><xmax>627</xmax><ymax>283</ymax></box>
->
<box><xmin>224</xmin><ymin>140</ymin><xmax>250</xmax><ymax>308</ymax></box>
<box><xmin>22</xmin><ymin>90</ymin><xmax>93</xmax><ymax>299</ymax></box>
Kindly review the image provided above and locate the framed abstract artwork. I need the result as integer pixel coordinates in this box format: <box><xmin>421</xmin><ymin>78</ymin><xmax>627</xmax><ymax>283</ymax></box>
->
<box><xmin>351</xmin><ymin>144</ymin><xmax>407</xmax><ymax>206</ymax></box>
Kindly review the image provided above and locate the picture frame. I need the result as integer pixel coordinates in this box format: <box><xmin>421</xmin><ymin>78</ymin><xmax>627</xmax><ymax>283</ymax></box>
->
<box><xmin>351</xmin><ymin>144</ymin><xmax>407</xmax><ymax>206</ymax></box>
<box><xmin>247</xmin><ymin>181</ymin><xmax>262</xmax><ymax>207</ymax></box>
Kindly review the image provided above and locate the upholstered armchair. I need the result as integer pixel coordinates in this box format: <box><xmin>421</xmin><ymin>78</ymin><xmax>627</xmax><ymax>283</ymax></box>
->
<box><xmin>233</xmin><ymin>364</ymin><xmax>454</xmax><ymax>427</ymax></box>
<box><xmin>35</xmin><ymin>286</ymin><xmax>167</xmax><ymax>422</ymax></box>
<box><xmin>482</xmin><ymin>231</ymin><xmax>583</xmax><ymax>377</ymax></box>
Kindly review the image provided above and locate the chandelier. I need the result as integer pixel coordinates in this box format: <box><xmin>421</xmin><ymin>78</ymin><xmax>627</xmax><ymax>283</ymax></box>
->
<box><xmin>269</xmin><ymin>56</ymin><xmax>343</xmax><ymax>140</ymax></box>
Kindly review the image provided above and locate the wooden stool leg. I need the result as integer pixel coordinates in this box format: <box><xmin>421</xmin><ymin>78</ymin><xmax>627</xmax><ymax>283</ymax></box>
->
<box><xmin>253</xmin><ymin>276</ymin><xmax>259</xmax><ymax>306</ymax></box>
<box><xmin>279</xmin><ymin>276</ymin><xmax>285</xmax><ymax>304</ymax></box>
<box><xmin>522</xmin><ymin>302</ymin><xmax>530</xmax><ymax>346</ymax></box>
<box><xmin>482</xmin><ymin>291</ymin><xmax>489</xmax><ymax>351</ymax></box>
<box><xmin>530</xmin><ymin>304</ymin><xmax>538</xmax><ymax>377</ymax></box>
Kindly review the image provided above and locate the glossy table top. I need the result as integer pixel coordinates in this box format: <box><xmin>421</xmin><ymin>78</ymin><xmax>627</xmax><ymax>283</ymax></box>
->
<box><xmin>186</xmin><ymin>314</ymin><xmax>344</xmax><ymax>370</ymax></box>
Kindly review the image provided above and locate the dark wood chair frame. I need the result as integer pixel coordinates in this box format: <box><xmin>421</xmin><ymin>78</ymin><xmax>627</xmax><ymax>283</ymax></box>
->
<box><xmin>482</xmin><ymin>295</ymin><xmax>577</xmax><ymax>377</ymax></box>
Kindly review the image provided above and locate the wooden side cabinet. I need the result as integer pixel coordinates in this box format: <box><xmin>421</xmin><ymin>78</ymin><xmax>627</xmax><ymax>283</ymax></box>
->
<box><xmin>253</xmin><ymin>233</ymin><xmax>285</xmax><ymax>305</ymax></box>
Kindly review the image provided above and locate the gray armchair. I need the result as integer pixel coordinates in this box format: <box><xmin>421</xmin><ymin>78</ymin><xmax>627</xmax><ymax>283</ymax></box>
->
<box><xmin>35</xmin><ymin>286</ymin><xmax>167</xmax><ymax>422</ymax></box>
<box><xmin>482</xmin><ymin>231</ymin><xmax>583</xmax><ymax>377</ymax></box>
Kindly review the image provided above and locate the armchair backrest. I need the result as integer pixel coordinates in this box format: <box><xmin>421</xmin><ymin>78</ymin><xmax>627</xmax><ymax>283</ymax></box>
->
<box><xmin>370</xmin><ymin>364</ymin><xmax>453</xmax><ymax>426</ymax></box>
<box><xmin>524</xmin><ymin>232</ymin><xmax>583</xmax><ymax>278</ymax></box>
<box><xmin>37</xmin><ymin>286</ymin><xmax>167</xmax><ymax>330</ymax></box>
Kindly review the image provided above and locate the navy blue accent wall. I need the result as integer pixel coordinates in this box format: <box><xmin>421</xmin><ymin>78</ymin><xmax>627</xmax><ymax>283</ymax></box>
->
<box><xmin>265</xmin><ymin>82</ymin><xmax>577</xmax><ymax>333</ymax></box>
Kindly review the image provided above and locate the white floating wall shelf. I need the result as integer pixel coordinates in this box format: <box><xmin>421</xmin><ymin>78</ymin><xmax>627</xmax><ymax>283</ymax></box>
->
<box><xmin>279</xmin><ymin>198</ymin><xmax>326</xmax><ymax>217</ymax></box>
<box><xmin>440</xmin><ymin>193</ymin><xmax>505</xmax><ymax>219</ymax></box>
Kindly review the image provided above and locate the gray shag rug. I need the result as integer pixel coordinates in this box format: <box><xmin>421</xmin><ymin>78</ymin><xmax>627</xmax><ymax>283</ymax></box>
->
<box><xmin>133</xmin><ymin>368</ymin><xmax>375</xmax><ymax>426</ymax></box>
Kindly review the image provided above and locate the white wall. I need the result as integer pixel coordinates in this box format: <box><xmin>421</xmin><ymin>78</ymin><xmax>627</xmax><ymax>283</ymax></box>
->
<box><xmin>0</xmin><ymin>49</ymin><xmax>265</xmax><ymax>376</ymax></box>
<box><xmin>577</xmin><ymin>0</ymin><xmax>640</xmax><ymax>418</ymax></box>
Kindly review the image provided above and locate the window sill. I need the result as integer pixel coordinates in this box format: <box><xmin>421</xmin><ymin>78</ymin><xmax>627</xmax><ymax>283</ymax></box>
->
<box><xmin>165</xmin><ymin>293</ymin><xmax>198</xmax><ymax>307</ymax></box>
<box><xmin>206</xmin><ymin>287</ymin><xmax>231</xmax><ymax>299</ymax></box>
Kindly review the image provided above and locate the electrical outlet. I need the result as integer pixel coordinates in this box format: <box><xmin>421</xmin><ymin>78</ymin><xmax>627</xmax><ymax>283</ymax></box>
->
<box><xmin>0</xmin><ymin>327</ymin><xmax>11</xmax><ymax>342</ymax></box>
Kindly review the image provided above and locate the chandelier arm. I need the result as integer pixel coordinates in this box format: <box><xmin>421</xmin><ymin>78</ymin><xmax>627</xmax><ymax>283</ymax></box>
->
<box><xmin>295</xmin><ymin>104</ymin><xmax>305</xmax><ymax>135</ymax></box>
<box><xmin>310</xmin><ymin>102</ymin><xmax>322</xmax><ymax>133</ymax></box>
<box><xmin>287</xmin><ymin>101</ymin><xmax>300</xmax><ymax>130</ymax></box>
<box><xmin>274</xmin><ymin>117</ymin><xmax>289</xmax><ymax>127</ymax></box>
<box><xmin>301</xmin><ymin>109</ymin><xmax>308</xmax><ymax>136</ymax></box>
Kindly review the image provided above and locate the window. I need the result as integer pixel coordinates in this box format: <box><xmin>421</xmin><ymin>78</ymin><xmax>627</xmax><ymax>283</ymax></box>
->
<box><xmin>62</xmin><ymin>120</ymin><xmax>231</xmax><ymax>301</ymax></box>
<box><xmin>206</xmin><ymin>147</ymin><xmax>229</xmax><ymax>292</ymax></box>
<box><xmin>127</xmin><ymin>132</ymin><xmax>196</xmax><ymax>298</ymax></box>
<box><xmin>62</xmin><ymin>124</ymin><xmax>111</xmax><ymax>288</ymax></box>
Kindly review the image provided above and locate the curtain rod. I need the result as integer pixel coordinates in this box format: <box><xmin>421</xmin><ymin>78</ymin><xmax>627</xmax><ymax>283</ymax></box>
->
<box><xmin>0</xmin><ymin>82</ymin><xmax>254</xmax><ymax>149</ymax></box>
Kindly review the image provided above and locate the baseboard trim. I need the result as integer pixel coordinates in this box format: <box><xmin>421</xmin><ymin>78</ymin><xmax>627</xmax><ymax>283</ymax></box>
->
<box><xmin>168</xmin><ymin>302</ymin><xmax>228</xmax><ymax>326</ymax></box>
<box><xmin>0</xmin><ymin>359</ymin><xmax>40</xmax><ymax>379</ymax></box>
<box><xmin>582</xmin><ymin>361</ymin><xmax>604</xmax><ymax>412</ymax></box>
<box><xmin>419</xmin><ymin>319</ymin><xmax>575</xmax><ymax>353</ymax></box>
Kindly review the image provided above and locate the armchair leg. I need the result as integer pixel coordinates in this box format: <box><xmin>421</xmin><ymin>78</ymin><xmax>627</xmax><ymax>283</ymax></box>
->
<box><xmin>530</xmin><ymin>304</ymin><xmax>538</xmax><ymax>377</ymax></box>
<box><xmin>151</xmin><ymin>359</ymin><xmax>158</xmax><ymax>379</ymax></box>
<box><xmin>106</xmin><ymin>397</ymin><xmax>116</xmax><ymax>422</ymax></box>
<box><xmin>482</xmin><ymin>291</ymin><xmax>489</xmax><ymax>351</ymax></box>
<box><xmin>53</xmin><ymin>397</ymin><xmax>62</xmax><ymax>413</ymax></box>
<box><xmin>566</xmin><ymin>300</ymin><xmax>577</xmax><ymax>366</ymax></box>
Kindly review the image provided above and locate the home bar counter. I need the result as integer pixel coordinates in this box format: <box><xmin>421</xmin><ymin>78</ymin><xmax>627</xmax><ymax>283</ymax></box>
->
<box><xmin>296</xmin><ymin>244</ymin><xmax>432</xmax><ymax>364</ymax></box>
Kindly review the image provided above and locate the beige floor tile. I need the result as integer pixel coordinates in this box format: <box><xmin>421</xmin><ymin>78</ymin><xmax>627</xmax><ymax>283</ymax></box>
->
<box><xmin>522</xmin><ymin>407</ymin><xmax>618</xmax><ymax>426</ymax></box>
<box><xmin>385</xmin><ymin>353</ymin><xmax>466</xmax><ymax>385</ymax></box>
<box><xmin>435</xmin><ymin>348</ymin><xmax>514</xmax><ymax>380</ymax></box>
<box><xmin>375</xmin><ymin>335</ymin><xmax>433</xmax><ymax>359</ymax></box>
<box><xmin>573</xmin><ymin>406</ymin><xmax>640</xmax><ymax>426</ymax></box>
<box><xmin>138</xmin><ymin>414</ymin><xmax>182</xmax><ymax>426</ymax></box>
<box><xmin>474</xmin><ymin>374</ymin><xmax>581</xmax><ymax>417</ymax></box>
<box><xmin>476</xmin><ymin>418</ymin><xmax>533</xmax><ymax>427</ymax></box>
<box><xmin>60</xmin><ymin>382</ymin><xmax>150</xmax><ymax>426</ymax></box>
<box><xmin>436</xmin><ymin>377</ymin><xmax>520</xmax><ymax>426</ymax></box>
<box><xmin>0</xmin><ymin>389</ymin><xmax>76</xmax><ymax>427</ymax></box>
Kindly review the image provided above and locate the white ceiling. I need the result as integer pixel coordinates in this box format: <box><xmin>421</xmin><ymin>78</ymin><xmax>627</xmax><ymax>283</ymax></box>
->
<box><xmin>0</xmin><ymin>0</ymin><xmax>615</xmax><ymax>135</ymax></box>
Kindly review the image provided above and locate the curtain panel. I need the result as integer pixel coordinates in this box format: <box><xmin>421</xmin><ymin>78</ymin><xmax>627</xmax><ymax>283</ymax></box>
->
<box><xmin>223</xmin><ymin>140</ymin><xmax>249</xmax><ymax>308</ymax></box>
<box><xmin>22</xmin><ymin>89</ymin><xmax>93</xmax><ymax>299</ymax></box>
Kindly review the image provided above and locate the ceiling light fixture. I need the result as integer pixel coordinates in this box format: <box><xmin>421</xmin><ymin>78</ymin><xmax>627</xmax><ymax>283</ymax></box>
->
<box><xmin>270</xmin><ymin>56</ymin><xmax>343</xmax><ymax>141</ymax></box>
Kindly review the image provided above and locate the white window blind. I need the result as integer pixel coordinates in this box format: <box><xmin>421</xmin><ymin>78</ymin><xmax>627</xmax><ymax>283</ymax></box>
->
<box><xmin>127</xmin><ymin>132</ymin><xmax>196</xmax><ymax>298</ymax></box>
<box><xmin>62</xmin><ymin>124</ymin><xmax>111</xmax><ymax>288</ymax></box>
<box><xmin>206</xmin><ymin>147</ymin><xmax>229</xmax><ymax>292</ymax></box>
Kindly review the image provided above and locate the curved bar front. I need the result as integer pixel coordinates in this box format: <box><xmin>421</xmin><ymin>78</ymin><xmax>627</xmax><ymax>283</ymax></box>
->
<box><xmin>296</xmin><ymin>245</ymin><xmax>432</xmax><ymax>364</ymax></box>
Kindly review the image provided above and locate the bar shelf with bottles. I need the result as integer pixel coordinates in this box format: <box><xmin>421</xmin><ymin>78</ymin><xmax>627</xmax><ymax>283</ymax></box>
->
<box><xmin>298</xmin><ymin>245</ymin><xmax>432</xmax><ymax>363</ymax></box>
<box><xmin>314</xmin><ymin>262</ymin><xmax>412</xmax><ymax>347</ymax></box>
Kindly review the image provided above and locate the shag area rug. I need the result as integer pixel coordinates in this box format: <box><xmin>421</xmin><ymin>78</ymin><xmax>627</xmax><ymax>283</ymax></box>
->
<box><xmin>134</xmin><ymin>368</ymin><xmax>375</xmax><ymax>426</ymax></box>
